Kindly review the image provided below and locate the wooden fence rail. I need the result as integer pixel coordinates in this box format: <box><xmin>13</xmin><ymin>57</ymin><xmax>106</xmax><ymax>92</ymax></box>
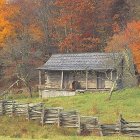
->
<box><xmin>120</xmin><ymin>116</ymin><xmax>140</xmax><ymax>137</ymax></box>
<box><xmin>101</xmin><ymin>124</ymin><xmax>120</xmax><ymax>136</ymax></box>
<box><xmin>0</xmin><ymin>100</ymin><xmax>140</xmax><ymax>137</ymax></box>
<box><xmin>80</xmin><ymin>116</ymin><xmax>103</xmax><ymax>135</ymax></box>
<box><xmin>59</xmin><ymin>111</ymin><xmax>80</xmax><ymax>128</ymax></box>
<box><xmin>28</xmin><ymin>103</ymin><xmax>44</xmax><ymax>120</ymax></box>
<box><xmin>41</xmin><ymin>107</ymin><xmax>63</xmax><ymax>126</ymax></box>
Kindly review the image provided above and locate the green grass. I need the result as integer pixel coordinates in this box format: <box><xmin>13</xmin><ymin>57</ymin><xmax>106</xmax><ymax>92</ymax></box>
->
<box><xmin>12</xmin><ymin>87</ymin><xmax>140</xmax><ymax>123</ymax></box>
<box><xmin>1</xmin><ymin>87</ymin><xmax>140</xmax><ymax>139</ymax></box>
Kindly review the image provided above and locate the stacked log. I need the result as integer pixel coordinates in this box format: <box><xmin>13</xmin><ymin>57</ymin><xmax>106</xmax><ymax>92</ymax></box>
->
<box><xmin>120</xmin><ymin>117</ymin><xmax>140</xmax><ymax>137</ymax></box>
<box><xmin>4</xmin><ymin>100</ymin><xmax>16</xmax><ymax>116</ymax></box>
<box><xmin>41</xmin><ymin>107</ymin><xmax>63</xmax><ymax>126</ymax></box>
<box><xmin>0</xmin><ymin>100</ymin><xmax>5</xmax><ymax>115</ymax></box>
<box><xmin>27</xmin><ymin>103</ymin><xmax>44</xmax><ymax>120</ymax></box>
<box><xmin>80</xmin><ymin>116</ymin><xmax>102</xmax><ymax>136</ymax></box>
<box><xmin>101</xmin><ymin>124</ymin><xmax>120</xmax><ymax>136</ymax></box>
<box><xmin>14</xmin><ymin>103</ymin><xmax>28</xmax><ymax>116</ymax></box>
<box><xmin>59</xmin><ymin>111</ymin><xmax>80</xmax><ymax>128</ymax></box>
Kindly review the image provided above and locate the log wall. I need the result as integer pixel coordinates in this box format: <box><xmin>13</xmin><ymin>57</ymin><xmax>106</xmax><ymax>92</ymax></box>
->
<box><xmin>45</xmin><ymin>71</ymin><xmax>61</xmax><ymax>89</ymax></box>
<box><xmin>44</xmin><ymin>70</ymin><xmax>116</xmax><ymax>90</ymax></box>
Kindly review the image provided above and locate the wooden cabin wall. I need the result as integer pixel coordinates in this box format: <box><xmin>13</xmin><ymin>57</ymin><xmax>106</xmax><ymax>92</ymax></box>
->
<box><xmin>63</xmin><ymin>72</ymin><xmax>72</xmax><ymax>89</ymax></box>
<box><xmin>45</xmin><ymin>70</ymin><xmax>116</xmax><ymax>90</ymax></box>
<box><xmin>75</xmin><ymin>71</ymin><xmax>86</xmax><ymax>89</ymax></box>
<box><xmin>45</xmin><ymin>71</ymin><xmax>61</xmax><ymax>89</ymax></box>
<box><xmin>87</xmin><ymin>71</ymin><xmax>97</xmax><ymax>89</ymax></box>
<box><xmin>66</xmin><ymin>71</ymin><xmax>97</xmax><ymax>89</ymax></box>
<box><xmin>63</xmin><ymin>71</ymin><xmax>86</xmax><ymax>89</ymax></box>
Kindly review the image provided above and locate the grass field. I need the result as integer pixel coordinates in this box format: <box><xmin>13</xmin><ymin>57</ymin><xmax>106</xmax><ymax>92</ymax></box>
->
<box><xmin>1</xmin><ymin>87</ymin><xmax>140</xmax><ymax>139</ymax></box>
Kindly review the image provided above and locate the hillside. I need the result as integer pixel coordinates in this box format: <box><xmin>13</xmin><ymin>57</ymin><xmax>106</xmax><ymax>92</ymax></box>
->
<box><xmin>0</xmin><ymin>88</ymin><xmax>139</xmax><ymax>139</ymax></box>
<box><xmin>12</xmin><ymin>87</ymin><xmax>140</xmax><ymax>123</ymax></box>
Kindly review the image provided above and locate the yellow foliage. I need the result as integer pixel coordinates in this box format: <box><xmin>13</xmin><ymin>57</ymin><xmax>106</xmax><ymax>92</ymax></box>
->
<box><xmin>0</xmin><ymin>0</ymin><xmax>19</xmax><ymax>47</ymax></box>
<box><xmin>106</xmin><ymin>20</ymin><xmax>140</xmax><ymax>73</ymax></box>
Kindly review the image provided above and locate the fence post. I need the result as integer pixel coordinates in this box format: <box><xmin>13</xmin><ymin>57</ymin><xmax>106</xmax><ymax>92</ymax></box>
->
<box><xmin>3</xmin><ymin>100</ymin><xmax>6</xmax><ymax>115</ymax></box>
<box><xmin>2</xmin><ymin>100</ymin><xmax>5</xmax><ymax>115</ymax></box>
<box><xmin>57</xmin><ymin>108</ymin><xmax>60</xmax><ymax>127</ymax></box>
<box><xmin>41</xmin><ymin>106</ymin><xmax>45</xmax><ymax>126</ymax></box>
<box><xmin>0</xmin><ymin>100</ymin><xmax>4</xmax><ymax>115</ymax></box>
<box><xmin>27</xmin><ymin>103</ymin><xmax>30</xmax><ymax>121</ymax></box>
<box><xmin>118</xmin><ymin>114</ymin><xmax>122</xmax><ymax>134</ymax></box>
<box><xmin>98</xmin><ymin>117</ymin><xmax>103</xmax><ymax>136</ymax></box>
<box><xmin>12</xmin><ymin>101</ymin><xmax>15</xmax><ymax>116</ymax></box>
<box><xmin>77</xmin><ymin>113</ymin><xmax>81</xmax><ymax>135</ymax></box>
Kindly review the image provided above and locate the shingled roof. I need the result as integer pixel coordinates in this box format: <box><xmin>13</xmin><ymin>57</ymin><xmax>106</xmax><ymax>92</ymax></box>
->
<box><xmin>38</xmin><ymin>53</ymin><xmax>122</xmax><ymax>71</ymax></box>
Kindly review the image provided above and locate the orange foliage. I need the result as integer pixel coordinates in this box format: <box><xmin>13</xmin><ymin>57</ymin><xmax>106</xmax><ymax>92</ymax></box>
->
<box><xmin>106</xmin><ymin>20</ymin><xmax>140</xmax><ymax>72</ymax></box>
<box><xmin>0</xmin><ymin>0</ymin><xmax>19</xmax><ymax>47</ymax></box>
<box><xmin>54</xmin><ymin>0</ymin><xmax>98</xmax><ymax>52</ymax></box>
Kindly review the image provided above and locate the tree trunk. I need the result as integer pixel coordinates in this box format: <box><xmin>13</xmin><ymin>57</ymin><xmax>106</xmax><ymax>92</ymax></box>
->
<box><xmin>28</xmin><ymin>84</ymin><xmax>32</xmax><ymax>98</ymax></box>
<box><xmin>108</xmin><ymin>81</ymin><xmax>116</xmax><ymax>100</ymax></box>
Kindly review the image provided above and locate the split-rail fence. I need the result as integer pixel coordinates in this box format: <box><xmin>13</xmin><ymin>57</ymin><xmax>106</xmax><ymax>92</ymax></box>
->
<box><xmin>0</xmin><ymin>100</ymin><xmax>140</xmax><ymax>137</ymax></box>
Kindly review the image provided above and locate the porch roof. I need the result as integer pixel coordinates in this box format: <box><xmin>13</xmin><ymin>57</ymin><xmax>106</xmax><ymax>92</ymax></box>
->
<box><xmin>38</xmin><ymin>53</ymin><xmax>122</xmax><ymax>71</ymax></box>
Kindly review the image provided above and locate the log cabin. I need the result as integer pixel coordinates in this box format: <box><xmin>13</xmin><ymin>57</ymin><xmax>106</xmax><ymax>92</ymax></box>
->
<box><xmin>37</xmin><ymin>52</ymin><xmax>137</xmax><ymax>97</ymax></box>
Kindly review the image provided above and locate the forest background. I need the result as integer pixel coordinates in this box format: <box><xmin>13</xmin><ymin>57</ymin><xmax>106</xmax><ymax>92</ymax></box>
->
<box><xmin>0</xmin><ymin>0</ymin><xmax>140</xmax><ymax>93</ymax></box>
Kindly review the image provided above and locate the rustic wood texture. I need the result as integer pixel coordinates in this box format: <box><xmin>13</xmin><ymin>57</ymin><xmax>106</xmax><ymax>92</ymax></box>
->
<box><xmin>0</xmin><ymin>100</ymin><xmax>139</xmax><ymax>137</ymax></box>
<box><xmin>41</xmin><ymin>107</ymin><xmax>63</xmax><ymax>126</ymax></box>
<box><xmin>120</xmin><ymin>116</ymin><xmax>140</xmax><ymax>137</ymax></box>
<box><xmin>60</xmin><ymin>111</ymin><xmax>80</xmax><ymax>128</ymax></box>
<box><xmin>80</xmin><ymin>116</ymin><xmax>102</xmax><ymax>136</ymax></box>
<box><xmin>101</xmin><ymin>124</ymin><xmax>120</xmax><ymax>136</ymax></box>
<box><xmin>44</xmin><ymin>70</ymin><xmax>116</xmax><ymax>91</ymax></box>
<box><xmin>28</xmin><ymin>103</ymin><xmax>44</xmax><ymax>120</ymax></box>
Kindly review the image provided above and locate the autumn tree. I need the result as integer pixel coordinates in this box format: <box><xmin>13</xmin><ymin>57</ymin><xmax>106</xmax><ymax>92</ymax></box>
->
<box><xmin>53</xmin><ymin>0</ymin><xmax>99</xmax><ymax>52</ymax></box>
<box><xmin>106</xmin><ymin>20</ymin><xmax>140</xmax><ymax>73</ymax></box>
<box><xmin>0</xmin><ymin>0</ymin><xmax>44</xmax><ymax>97</ymax></box>
<box><xmin>53</xmin><ymin>0</ymin><xmax>130</xmax><ymax>52</ymax></box>
<box><xmin>0</xmin><ymin>0</ymin><xmax>18</xmax><ymax>48</ymax></box>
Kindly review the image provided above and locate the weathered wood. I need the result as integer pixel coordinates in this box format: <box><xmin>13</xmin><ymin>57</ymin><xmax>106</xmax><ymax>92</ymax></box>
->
<box><xmin>60</xmin><ymin>111</ymin><xmax>79</xmax><ymax>128</ymax></box>
<box><xmin>27</xmin><ymin>103</ymin><xmax>30</xmax><ymax>121</ymax></box>
<box><xmin>1</xmin><ymin>99</ymin><xmax>140</xmax><ymax>137</ymax></box>
<box><xmin>60</xmin><ymin>70</ymin><xmax>64</xmax><ymax>89</ymax></box>
<box><xmin>39</xmin><ymin>70</ymin><xmax>42</xmax><ymax>97</ymax></box>
<box><xmin>86</xmin><ymin>70</ymin><xmax>88</xmax><ymax>90</ymax></box>
<box><xmin>43</xmin><ymin>107</ymin><xmax>63</xmax><ymax>125</ymax></box>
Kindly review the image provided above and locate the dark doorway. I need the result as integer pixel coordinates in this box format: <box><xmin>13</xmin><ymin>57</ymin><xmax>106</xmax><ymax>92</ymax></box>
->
<box><xmin>97</xmin><ymin>72</ymin><xmax>105</xmax><ymax>89</ymax></box>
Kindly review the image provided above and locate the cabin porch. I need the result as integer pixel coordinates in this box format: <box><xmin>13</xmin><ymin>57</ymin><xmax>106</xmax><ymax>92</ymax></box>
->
<box><xmin>38</xmin><ymin>70</ymin><xmax>115</xmax><ymax>96</ymax></box>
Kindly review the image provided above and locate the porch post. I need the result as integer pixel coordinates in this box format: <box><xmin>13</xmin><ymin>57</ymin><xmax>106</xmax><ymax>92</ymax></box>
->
<box><xmin>86</xmin><ymin>70</ymin><xmax>88</xmax><ymax>90</ymax></box>
<box><xmin>39</xmin><ymin>70</ymin><xmax>42</xmax><ymax>97</ymax></box>
<box><xmin>60</xmin><ymin>70</ymin><xmax>64</xmax><ymax>90</ymax></box>
<box><xmin>111</xmin><ymin>70</ymin><xmax>113</xmax><ymax>80</ymax></box>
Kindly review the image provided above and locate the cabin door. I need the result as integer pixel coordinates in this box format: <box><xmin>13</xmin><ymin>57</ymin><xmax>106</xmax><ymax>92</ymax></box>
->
<box><xmin>97</xmin><ymin>72</ymin><xmax>105</xmax><ymax>89</ymax></box>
